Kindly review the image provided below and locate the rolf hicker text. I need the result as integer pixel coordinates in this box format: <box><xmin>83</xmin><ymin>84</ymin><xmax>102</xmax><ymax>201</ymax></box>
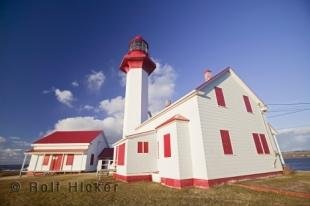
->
<box><xmin>28</xmin><ymin>181</ymin><xmax>118</xmax><ymax>192</ymax></box>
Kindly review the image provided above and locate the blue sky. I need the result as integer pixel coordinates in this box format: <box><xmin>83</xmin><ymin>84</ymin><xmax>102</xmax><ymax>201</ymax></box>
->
<box><xmin>0</xmin><ymin>0</ymin><xmax>310</xmax><ymax>164</ymax></box>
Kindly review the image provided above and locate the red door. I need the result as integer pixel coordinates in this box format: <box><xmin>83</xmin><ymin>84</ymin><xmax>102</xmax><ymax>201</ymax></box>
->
<box><xmin>50</xmin><ymin>154</ymin><xmax>63</xmax><ymax>171</ymax></box>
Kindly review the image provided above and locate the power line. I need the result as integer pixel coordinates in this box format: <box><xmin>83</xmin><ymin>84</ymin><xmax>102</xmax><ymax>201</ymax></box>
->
<box><xmin>267</xmin><ymin>102</ymin><xmax>310</xmax><ymax>106</ymax></box>
<box><xmin>268</xmin><ymin>108</ymin><xmax>310</xmax><ymax>118</ymax></box>
<box><xmin>268</xmin><ymin>108</ymin><xmax>310</xmax><ymax>113</ymax></box>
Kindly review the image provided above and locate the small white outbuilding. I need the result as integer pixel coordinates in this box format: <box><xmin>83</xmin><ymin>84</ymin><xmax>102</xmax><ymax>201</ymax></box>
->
<box><xmin>24</xmin><ymin>131</ymin><xmax>109</xmax><ymax>174</ymax></box>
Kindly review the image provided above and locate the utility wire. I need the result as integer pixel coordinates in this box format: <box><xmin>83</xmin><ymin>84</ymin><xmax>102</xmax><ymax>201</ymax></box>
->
<box><xmin>268</xmin><ymin>108</ymin><xmax>310</xmax><ymax>118</ymax></box>
<box><xmin>267</xmin><ymin>102</ymin><xmax>310</xmax><ymax>106</ymax></box>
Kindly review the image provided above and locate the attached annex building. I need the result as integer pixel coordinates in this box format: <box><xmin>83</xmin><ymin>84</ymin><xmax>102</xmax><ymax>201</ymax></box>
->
<box><xmin>113</xmin><ymin>36</ymin><xmax>284</xmax><ymax>188</ymax></box>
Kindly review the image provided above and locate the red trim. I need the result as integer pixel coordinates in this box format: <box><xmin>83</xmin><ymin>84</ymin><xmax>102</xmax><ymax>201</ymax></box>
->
<box><xmin>117</xmin><ymin>143</ymin><xmax>125</xmax><ymax>165</ymax></box>
<box><xmin>120</xmin><ymin>50</ymin><xmax>156</xmax><ymax>75</ymax></box>
<box><xmin>66</xmin><ymin>154</ymin><xmax>74</xmax><ymax>165</ymax></box>
<box><xmin>220</xmin><ymin>130</ymin><xmax>233</xmax><ymax>155</ymax></box>
<box><xmin>113</xmin><ymin>173</ymin><xmax>152</xmax><ymax>182</ymax></box>
<box><xmin>34</xmin><ymin>130</ymin><xmax>102</xmax><ymax>144</ymax></box>
<box><xmin>259</xmin><ymin>134</ymin><xmax>270</xmax><ymax>154</ymax></box>
<box><xmin>253</xmin><ymin>133</ymin><xmax>264</xmax><ymax>154</ymax></box>
<box><xmin>243</xmin><ymin>95</ymin><xmax>253</xmax><ymax>113</ymax></box>
<box><xmin>160</xmin><ymin>171</ymin><xmax>283</xmax><ymax>189</ymax></box>
<box><xmin>42</xmin><ymin>155</ymin><xmax>50</xmax><ymax>165</ymax></box>
<box><xmin>164</xmin><ymin>134</ymin><xmax>171</xmax><ymax>157</ymax></box>
<box><xmin>137</xmin><ymin>142</ymin><xmax>143</xmax><ymax>153</ymax></box>
<box><xmin>215</xmin><ymin>87</ymin><xmax>226</xmax><ymax>107</ymax></box>
<box><xmin>155</xmin><ymin>114</ymin><xmax>189</xmax><ymax>129</ymax></box>
<box><xmin>144</xmin><ymin>142</ymin><xmax>149</xmax><ymax>153</ymax></box>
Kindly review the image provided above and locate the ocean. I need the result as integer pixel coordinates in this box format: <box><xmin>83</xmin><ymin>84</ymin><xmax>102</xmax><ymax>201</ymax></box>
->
<box><xmin>284</xmin><ymin>158</ymin><xmax>310</xmax><ymax>171</ymax></box>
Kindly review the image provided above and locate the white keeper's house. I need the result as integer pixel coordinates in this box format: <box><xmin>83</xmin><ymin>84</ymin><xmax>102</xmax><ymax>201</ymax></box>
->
<box><xmin>112</xmin><ymin>36</ymin><xmax>285</xmax><ymax>188</ymax></box>
<box><xmin>25</xmin><ymin>131</ymin><xmax>110</xmax><ymax>174</ymax></box>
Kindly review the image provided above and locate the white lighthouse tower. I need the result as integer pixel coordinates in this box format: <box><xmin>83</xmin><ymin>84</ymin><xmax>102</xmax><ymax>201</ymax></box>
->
<box><xmin>120</xmin><ymin>36</ymin><xmax>156</xmax><ymax>136</ymax></box>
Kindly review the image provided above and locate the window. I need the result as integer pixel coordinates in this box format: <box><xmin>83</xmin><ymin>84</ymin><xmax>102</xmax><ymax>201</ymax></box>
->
<box><xmin>243</xmin><ymin>95</ymin><xmax>253</xmax><ymax>113</ymax></box>
<box><xmin>215</xmin><ymin>87</ymin><xmax>226</xmax><ymax>107</ymax></box>
<box><xmin>90</xmin><ymin>154</ymin><xmax>94</xmax><ymax>165</ymax></box>
<box><xmin>43</xmin><ymin>155</ymin><xmax>50</xmax><ymax>165</ymax></box>
<box><xmin>259</xmin><ymin>134</ymin><xmax>270</xmax><ymax>154</ymax></box>
<box><xmin>137</xmin><ymin>142</ymin><xmax>143</xmax><ymax>153</ymax></box>
<box><xmin>117</xmin><ymin>143</ymin><xmax>125</xmax><ymax>165</ymax></box>
<box><xmin>252</xmin><ymin>133</ymin><xmax>264</xmax><ymax>154</ymax></box>
<box><xmin>220</xmin><ymin>130</ymin><xmax>233</xmax><ymax>154</ymax></box>
<box><xmin>137</xmin><ymin>141</ymin><xmax>149</xmax><ymax>153</ymax></box>
<box><xmin>164</xmin><ymin>134</ymin><xmax>171</xmax><ymax>157</ymax></box>
<box><xmin>144</xmin><ymin>142</ymin><xmax>149</xmax><ymax>153</ymax></box>
<box><xmin>66</xmin><ymin>154</ymin><xmax>74</xmax><ymax>165</ymax></box>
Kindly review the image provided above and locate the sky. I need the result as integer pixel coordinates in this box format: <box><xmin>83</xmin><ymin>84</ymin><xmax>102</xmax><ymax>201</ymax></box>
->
<box><xmin>0</xmin><ymin>0</ymin><xmax>310</xmax><ymax>164</ymax></box>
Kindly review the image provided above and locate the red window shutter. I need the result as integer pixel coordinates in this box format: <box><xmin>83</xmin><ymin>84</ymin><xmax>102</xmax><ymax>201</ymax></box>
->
<box><xmin>243</xmin><ymin>95</ymin><xmax>253</xmax><ymax>113</ymax></box>
<box><xmin>66</xmin><ymin>154</ymin><xmax>74</xmax><ymax>165</ymax></box>
<box><xmin>43</xmin><ymin>155</ymin><xmax>50</xmax><ymax>165</ymax></box>
<box><xmin>137</xmin><ymin>142</ymin><xmax>143</xmax><ymax>153</ymax></box>
<box><xmin>117</xmin><ymin>143</ymin><xmax>125</xmax><ymax>165</ymax></box>
<box><xmin>252</xmin><ymin>133</ymin><xmax>263</xmax><ymax>154</ymax></box>
<box><xmin>220</xmin><ymin>130</ymin><xmax>233</xmax><ymax>154</ymax></box>
<box><xmin>259</xmin><ymin>134</ymin><xmax>270</xmax><ymax>154</ymax></box>
<box><xmin>90</xmin><ymin>154</ymin><xmax>94</xmax><ymax>165</ymax></box>
<box><xmin>144</xmin><ymin>142</ymin><xmax>149</xmax><ymax>153</ymax></box>
<box><xmin>164</xmin><ymin>134</ymin><xmax>171</xmax><ymax>157</ymax></box>
<box><xmin>215</xmin><ymin>87</ymin><xmax>226</xmax><ymax>107</ymax></box>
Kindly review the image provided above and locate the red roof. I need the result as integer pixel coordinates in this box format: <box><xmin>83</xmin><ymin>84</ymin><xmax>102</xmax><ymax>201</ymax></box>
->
<box><xmin>98</xmin><ymin>148</ymin><xmax>114</xmax><ymax>159</ymax></box>
<box><xmin>26</xmin><ymin>148</ymin><xmax>87</xmax><ymax>154</ymax></box>
<box><xmin>33</xmin><ymin>131</ymin><xmax>102</xmax><ymax>144</ymax></box>
<box><xmin>155</xmin><ymin>115</ymin><xmax>189</xmax><ymax>129</ymax></box>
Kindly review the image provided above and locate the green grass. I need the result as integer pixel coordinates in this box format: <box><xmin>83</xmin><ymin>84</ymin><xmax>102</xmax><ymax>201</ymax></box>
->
<box><xmin>0</xmin><ymin>172</ymin><xmax>309</xmax><ymax>206</ymax></box>
<box><xmin>241</xmin><ymin>171</ymin><xmax>310</xmax><ymax>193</ymax></box>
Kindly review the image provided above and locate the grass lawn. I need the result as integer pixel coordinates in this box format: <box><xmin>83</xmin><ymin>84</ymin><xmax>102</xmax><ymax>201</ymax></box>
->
<box><xmin>0</xmin><ymin>172</ymin><xmax>309</xmax><ymax>206</ymax></box>
<box><xmin>241</xmin><ymin>171</ymin><xmax>310</xmax><ymax>193</ymax></box>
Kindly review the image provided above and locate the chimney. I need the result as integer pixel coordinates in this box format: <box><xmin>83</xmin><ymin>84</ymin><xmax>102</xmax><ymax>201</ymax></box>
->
<box><xmin>204</xmin><ymin>69</ymin><xmax>212</xmax><ymax>81</ymax></box>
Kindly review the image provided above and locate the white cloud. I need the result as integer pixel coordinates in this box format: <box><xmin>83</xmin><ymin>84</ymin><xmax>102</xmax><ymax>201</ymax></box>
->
<box><xmin>54</xmin><ymin>116</ymin><xmax>122</xmax><ymax>144</ymax></box>
<box><xmin>83</xmin><ymin>105</ymin><xmax>95</xmax><ymax>111</ymax></box>
<box><xmin>99</xmin><ymin>96</ymin><xmax>124</xmax><ymax>116</ymax></box>
<box><xmin>52</xmin><ymin>60</ymin><xmax>176</xmax><ymax>145</ymax></box>
<box><xmin>148</xmin><ymin>60</ymin><xmax>177</xmax><ymax>113</ymax></box>
<box><xmin>86</xmin><ymin>70</ymin><xmax>105</xmax><ymax>90</ymax></box>
<box><xmin>55</xmin><ymin>89</ymin><xmax>74</xmax><ymax>107</ymax></box>
<box><xmin>0</xmin><ymin>136</ymin><xmax>6</xmax><ymax>144</ymax></box>
<box><xmin>277</xmin><ymin>126</ymin><xmax>310</xmax><ymax>152</ymax></box>
<box><xmin>72</xmin><ymin>81</ymin><xmax>79</xmax><ymax>87</ymax></box>
<box><xmin>0</xmin><ymin>135</ymin><xmax>31</xmax><ymax>164</ymax></box>
<box><xmin>118</xmin><ymin>71</ymin><xmax>126</xmax><ymax>87</ymax></box>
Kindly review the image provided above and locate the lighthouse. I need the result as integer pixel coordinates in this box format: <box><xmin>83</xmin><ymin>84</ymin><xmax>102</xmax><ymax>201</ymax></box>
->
<box><xmin>120</xmin><ymin>36</ymin><xmax>156</xmax><ymax>136</ymax></box>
